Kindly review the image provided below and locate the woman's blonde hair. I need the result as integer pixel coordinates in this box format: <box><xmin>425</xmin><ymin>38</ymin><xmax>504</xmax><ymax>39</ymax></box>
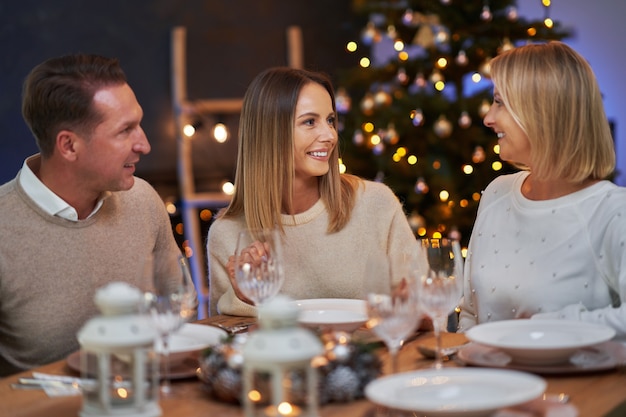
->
<box><xmin>490</xmin><ymin>41</ymin><xmax>615</xmax><ymax>182</ymax></box>
<box><xmin>220</xmin><ymin>67</ymin><xmax>361</xmax><ymax>233</ymax></box>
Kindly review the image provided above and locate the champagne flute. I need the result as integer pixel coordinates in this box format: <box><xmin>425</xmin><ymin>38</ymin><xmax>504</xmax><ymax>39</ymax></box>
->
<box><xmin>145</xmin><ymin>253</ymin><xmax>197</xmax><ymax>396</ymax></box>
<box><xmin>363</xmin><ymin>249</ymin><xmax>421</xmax><ymax>374</ymax></box>
<box><xmin>234</xmin><ymin>228</ymin><xmax>285</xmax><ymax>308</ymax></box>
<box><xmin>417</xmin><ymin>238</ymin><xmax>463</xmax><ymax>369</ymax></box>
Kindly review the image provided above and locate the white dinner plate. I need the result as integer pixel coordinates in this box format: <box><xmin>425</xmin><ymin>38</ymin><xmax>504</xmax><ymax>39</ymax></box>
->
<box><xmin>465</xmin><ymin>320</ymin><xmax>616</xmax><ymax>365</ymax></box>
<box><xmin>293</xmin><ymin>298</ymin><xmax>368</xmax><ymax>332</ymax></box>
<box><xmin>155</xmin><ymin>323</ymin><xmax>228</xmax><ymax>364</ymax></box>
<box><xmin>458</xmin><ymin>341</ymin><xmax>626</xmax><ymax>374</ymax></box>
<box><xmin>365</xmin><ymin>368</ymin><xmax>546</xmax><ymax>417</ymax></box>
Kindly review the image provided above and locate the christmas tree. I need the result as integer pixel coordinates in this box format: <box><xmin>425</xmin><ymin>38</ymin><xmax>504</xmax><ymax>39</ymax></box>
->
<box><xmin>335</xmin><ymin>0</ymin><xmax>570</xmax><ymax>246</ymax></box>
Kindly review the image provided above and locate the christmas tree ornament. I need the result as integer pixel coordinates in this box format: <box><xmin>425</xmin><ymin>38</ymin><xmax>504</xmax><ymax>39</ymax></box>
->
<box><xmin>481</xmin><ymin>5</ymin><xmax>493</xmax><ymax>21</ymax></box>
<box><xmin>335</xmin><ymin>87</ymin><xmax>351</xmax><ymax>113</ymax></box>
<box><xmin>499</xmin><ymin>37</ymin><xmax>514</xmax><ymax>53</ymax></box>
<box><xmin>414</xmin><ymin>178</ymin><xmax>429</xmax><ymax>194</ymax></box>
<box><xmin>402</xmin><ymin>9</ymin><xmax>416</xmax><ymax>26</ymax></box>
<box><xmin>458</xmin><ymin>111</ymin><xmax>472</xmax><ymax>128</ymax></box>
<box><xmin>360</xmin><ymin>93</ymin><xmax>375</xmax><ymax>115</ymax></box>
<box><xmin>472</xmin><ymin>146</ymin><xmax>486</xmax><ymax>163</ymax></box>
<box><xmin>455</xmin><ymin>50</ymin><xmax>468</xmax><ymax>66</ymax></box>
<box><xmin>361</xmin><ymin>21</ymin><xmax>379</xmax><ymax>45</ymax></box>
<box><xmin>410</xmin><ymin>109</ymin><xmax>425</xmax><ymax>126</ymax></box>
<box><xmin>396</xmin><ymin>67</ymin><xmax>408</xmax><ymax>84</ymax></box>
<box><xmin>334</xmin><ymin>0</ymin><xmax>570</xmax><ymax>248</ymax></box>
<box><xmin>414</xmin><ymin>72</ymin><xmax>427</xmax><ymax>89</ymax></box>
<box><xmin>434</xmin><ymin>115</ymin><xmax>453</xmax><ymax>138</ymax></box>
<box><xmin>414</xmin><ymin>24</ymin><xmax>435</xmax><ymax>48</ymax></box>
<box><xmin>479</xmin><ymin>99</ymin><xmax>491</xmax><ymax>117</ymax></box>
<box><xmin>430</xmin><ymin>69</ymin><xmax>444</xmax><ymax>84</ymax></box>
<box><xmin>374</xmin><ymin>90</ymin><xmax>392</xmax><ymax>107</ymax></box>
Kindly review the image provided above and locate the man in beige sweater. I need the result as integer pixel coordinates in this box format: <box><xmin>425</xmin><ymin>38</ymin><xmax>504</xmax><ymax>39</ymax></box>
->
<box><xmin>0</xmin><ymin>54</ymin><xmax>182</xmax><ymax>376</ymax></box>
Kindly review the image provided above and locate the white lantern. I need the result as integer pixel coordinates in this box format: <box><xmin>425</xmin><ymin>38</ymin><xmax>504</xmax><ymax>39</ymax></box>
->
<box><xmin>77</xmin><ymin>282</ymin><xmax>161</xmax><ymax>417</ymax></box>
<box><xmin>242</xmin><ymin>296</ymin><xmax>323</xmax><ymax>417</ymax></box>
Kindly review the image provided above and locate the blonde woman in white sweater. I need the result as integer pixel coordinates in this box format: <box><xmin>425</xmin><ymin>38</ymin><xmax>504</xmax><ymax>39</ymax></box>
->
<box><xmin>207</xmin><ymin>67</ymin><xmax>417</xmax><ymax>317</ymax></box>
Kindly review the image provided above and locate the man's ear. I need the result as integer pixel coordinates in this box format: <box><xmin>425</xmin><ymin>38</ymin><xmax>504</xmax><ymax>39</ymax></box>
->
<box><xmin>56</xmin><ymin>130</ymin><xmax>79</xmax><ymax>161</ymax></box>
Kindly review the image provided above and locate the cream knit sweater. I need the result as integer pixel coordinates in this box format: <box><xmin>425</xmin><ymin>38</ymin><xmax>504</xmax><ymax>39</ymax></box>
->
<box><xmin>0</xmin><ymin>174</ymin><xmax>181</xmax><ymax>376</ymax></box>
<box><xmin>207</xmin><ymin>180</ymin><xmax>416</xmax><ymax>316</ymax></box>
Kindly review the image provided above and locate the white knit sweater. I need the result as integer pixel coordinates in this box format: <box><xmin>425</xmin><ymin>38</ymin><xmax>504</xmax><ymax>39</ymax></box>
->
<box><xmin>459</xmin><ymin>171</ymin><xmax>626</xmax><ymax>338</ymax></box>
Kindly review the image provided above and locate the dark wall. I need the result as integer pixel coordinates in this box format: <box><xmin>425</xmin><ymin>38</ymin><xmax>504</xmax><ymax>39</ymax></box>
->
<box><xmin>0</xmin><ymin>0</ymin><xmax>360</xmax><ymax>196</ymax></box>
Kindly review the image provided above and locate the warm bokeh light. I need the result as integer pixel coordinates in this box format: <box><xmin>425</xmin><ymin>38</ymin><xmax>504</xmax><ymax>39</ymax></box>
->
<box><xmin>346</xmin><ymin>41</ymin><xmax>357</xmax><ymax>52</ymax></box>
<box><xmin>277</xmin><ymin>402</ymin><xmax>295</xmax><ymax>416</ymax></box>
<box><xmin>165</xmin><ymin>201</ymin><xmax>177</xmax><ymax>214</ymax></box>
<box><xmin>439</xmin><ymin>190</ymin><xmax>450</xmax><ymax>202</ymax></box>
<box><xmin>407</xmin><ymin>155</ymin><xmax>418</xmax><ymax>165</ymax></box>
<box><xmin>199</xmin><ymin>209</ymin><xmax>213</xmax><ymax>222</ymax></box>
<box><xmin>363</xmin><ymin>122</ymin><xmax>374</xmax><ymax>133</ymax></box>
<box><xmin>359</xmin><ymin>57</ymin><xmax>371</xmax><ymax>68</ymax></box>
<box><xmin>527</xmin><ymin>27</ymin><xmax>537</xmax><ymax>36</ymax></box>
<box><xmin>493</xmin><ymin>144</ymin><xmax>500</xmax><ymax>154</ymax></box>
<box><xmin>434</xmin><ymin>81</ymin><xmax>445</xmax><ymax>91</ymax></box>
<box><xmin>183</xmin><ymin>124</ymin><xmax>195</xmax><ymax>138</ymax></box>
<box><xmin>471</xmin><ymin>73</ymin><xmax>482</xmax><ymax>83</ymax></box>
<box><xmin>394</xmin><ymin>40</ymin><xmax>404</xmax><ymax>51</ymax></box>
<box><xmin>472</xmin><ymin>192</ymin><xmax>481</xmax><ymax>201</ymax></box>
<box><xmin>544</xmin><ymin>18</ymin><xmax>553</xmax><ymax>28</ymax></box>
<box><xmin>437</xmin><ymin>57</ymin><xmax>448</xmax><ymax>68</ymax></box>
<box><xmin>212</xmin><ymin>123</ymin><xmax>229</xmax><ymax>143</ymax></box>
<box><xmin>460</xmin><ymin>199</ymin><xmax>469</xmax><ymax>208</ymax></box>
<box><xmin>338</xmin><ymin>158</ymin><xmax>347</xmax><ymax>174</ymax></box>
<box><xmin>248</xmin><ymin>390</ymin><xmax>261</xmax><ymax>402</ymax></box>
<box><xmin>462</xmin><ymin>164</ymin><xmax>474</xmax><ymax>174</ymax></box>
<box><xmin>222</xmin><ymin>181</ymin><xmax>235</xmax><ymax>195</ymax></box>
<box><xmin>492</xmin><ymin>161</ymin><xmax>503</xmax><ymax>171</ymax></box>
<box><xmin>370</xmin><ymin>134</ymin><xmax>381</xmax><ymax>146</ymax></box>
<box><xmin>398</xmin><ymin>51</ymin><xmax>409</xmax><ymax>61</ymax></box>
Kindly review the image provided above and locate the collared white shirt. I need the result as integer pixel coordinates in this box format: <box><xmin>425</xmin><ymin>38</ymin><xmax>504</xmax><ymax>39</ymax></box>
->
<box><xmin>18</xmin><ymin>155</ymin><xmax>106</xmax><ymax>221</ymax></box>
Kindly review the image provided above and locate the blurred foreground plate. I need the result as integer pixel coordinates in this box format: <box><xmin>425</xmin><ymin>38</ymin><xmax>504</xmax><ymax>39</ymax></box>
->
<box><xmin>365</xmin><ymin>368</ymin><xmax>546</xmax><ymax>417</ymax></box>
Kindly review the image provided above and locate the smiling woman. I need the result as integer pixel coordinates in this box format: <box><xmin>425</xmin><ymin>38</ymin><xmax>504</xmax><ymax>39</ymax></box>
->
<box><xmin>206</xmin><ymin>67</ymin><xmax>419</xmax><ymax>318</ymax></box>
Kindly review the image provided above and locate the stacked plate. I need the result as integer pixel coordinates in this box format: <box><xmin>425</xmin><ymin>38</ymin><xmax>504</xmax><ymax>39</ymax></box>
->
<box><xmin>461</xmin><ymin>319</ymin><xmax>620</xmax><ymax>373</ymax></box>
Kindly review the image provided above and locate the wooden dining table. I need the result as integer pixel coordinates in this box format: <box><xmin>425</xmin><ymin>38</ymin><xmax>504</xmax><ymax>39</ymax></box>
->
<box><xmin>2</xmin><ymin>314</ymin><xmax>626</xmax><ymax>417</ymax></box>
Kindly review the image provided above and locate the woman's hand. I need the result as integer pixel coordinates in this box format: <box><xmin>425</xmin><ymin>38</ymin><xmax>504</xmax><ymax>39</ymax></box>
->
<box><xmin>226</xmin><ymin>241</ymin><xmax>270</xmax><ymax>305</ymax></box>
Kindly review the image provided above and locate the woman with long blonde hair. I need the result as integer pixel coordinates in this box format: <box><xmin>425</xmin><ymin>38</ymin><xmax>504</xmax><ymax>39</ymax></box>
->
<box><xmin>207</xmin><ymin>67</ymin><xmax>416</xmax><ymax>316</ymax></box>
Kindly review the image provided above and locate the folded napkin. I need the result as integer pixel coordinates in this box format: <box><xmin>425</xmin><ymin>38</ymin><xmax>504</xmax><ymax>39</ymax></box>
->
<box><xmin>30</xmin><ymin>372</ymin><xmax>83</xmax><ymax>397</ymax></box>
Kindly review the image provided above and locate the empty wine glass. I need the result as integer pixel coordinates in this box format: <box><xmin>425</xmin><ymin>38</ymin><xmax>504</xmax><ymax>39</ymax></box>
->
<box><xmin>417</xmin><ymin>238</ymin><xmax>464</xmax><ymax>369</ymax></box>
<box><xmin>234</xmin><ymin>228</ymin><xmax>285</xmax><ymax>309</ymax></box>
<box><xmin>145</xmin><ymin>253</ymin><xmax>197</xmax><ymax>396</ymax></box>
<box><xmin>363</xmin><ymin>249</ymin><xmax>421</xmax><ymax>373</ymax></box>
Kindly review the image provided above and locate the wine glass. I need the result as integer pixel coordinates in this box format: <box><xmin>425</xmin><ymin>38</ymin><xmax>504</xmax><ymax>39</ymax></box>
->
<box><xmin>416</xmin><ymin>238</ymin><xmax>464</xmax><ymax>369</ymax></box>
<box><xmin>234</xmin><ymin>228</ymin><xmax>285</xmax><ymax>309</ymax></box>
<box><xmin>145</xmin><ymin>253</ymin><xmax>197</xmax><ymax>396</ymax></box>
<box><xmin>363</xmin><ymin>249</ymin><xmax>421</xmax><ymax>374</ymax></box>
